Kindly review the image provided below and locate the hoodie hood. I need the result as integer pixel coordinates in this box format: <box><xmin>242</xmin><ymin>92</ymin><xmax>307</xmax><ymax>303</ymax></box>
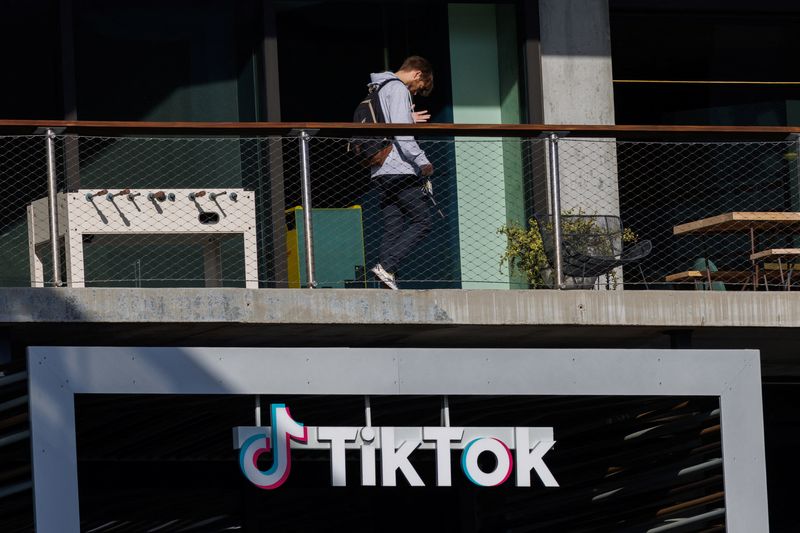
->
<box><xmin>369</xmin><ymin>71</ymin><xmax>399</xmax><ymax>87</ymax></box>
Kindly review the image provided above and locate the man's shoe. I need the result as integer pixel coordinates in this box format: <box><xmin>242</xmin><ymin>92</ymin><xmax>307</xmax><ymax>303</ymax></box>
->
<box><xmin>370</xmin><ymin>264</ymin><xmax>398</xmax><ymax>290</ymax></box>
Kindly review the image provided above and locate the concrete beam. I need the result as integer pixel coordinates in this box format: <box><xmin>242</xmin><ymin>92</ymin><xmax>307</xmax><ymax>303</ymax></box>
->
<box><xmin>1</xmin><ymin>288</ymin><xmax>799</xmax><ymax>329</ymax></box>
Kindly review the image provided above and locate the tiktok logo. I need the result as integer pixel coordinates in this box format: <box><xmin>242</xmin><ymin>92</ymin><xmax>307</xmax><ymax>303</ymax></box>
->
<box><xmin>238</xmin><ymin>404</ymin><xmax>308</xmax><ymax>490</ymax></box>
<box><xmin>235</xmin><ymin>404</ymin><xmax>558</xmax><ymax>489</ymax></box>
<box><xmin>461</xmin><ymin>437</ymin><xmax>514</xmax><ymax>487</ymax></box>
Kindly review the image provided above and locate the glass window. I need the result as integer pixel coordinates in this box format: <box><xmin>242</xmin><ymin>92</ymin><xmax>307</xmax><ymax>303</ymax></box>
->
<box><xmin>74</xmin><ymin>0</ymin><xmax>263</xmax><ymax>121</ymax></box>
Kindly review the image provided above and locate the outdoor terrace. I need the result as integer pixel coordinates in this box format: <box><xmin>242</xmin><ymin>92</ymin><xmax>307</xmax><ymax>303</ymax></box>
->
<box><xmin>1</xmin><ymin>121</ymin><xmax>799</xmax><ymax>377</ymax></box>
<box><xmin>1</xmin><ymin>120</ymin><xmax>800</xmax><ymax>292</ymax></box>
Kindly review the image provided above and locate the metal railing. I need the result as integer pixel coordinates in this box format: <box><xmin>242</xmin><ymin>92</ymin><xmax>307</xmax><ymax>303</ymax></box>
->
<box><xmin>1</xmin><ymin>120</ymin><xmax>799</xmax><ymax>290</ymax></box>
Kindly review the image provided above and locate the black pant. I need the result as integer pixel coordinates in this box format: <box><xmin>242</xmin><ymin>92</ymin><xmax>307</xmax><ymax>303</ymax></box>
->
<box><xmin>377</xmin><ymin>174</ymin><xmax>431</xmax><ymax>274</ymax></box>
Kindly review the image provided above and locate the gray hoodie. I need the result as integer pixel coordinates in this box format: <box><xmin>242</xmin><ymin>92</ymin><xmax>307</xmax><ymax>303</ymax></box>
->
<box><xmin>369</xmin><ymin>71</ymin><xmax>431</xmax><ymax>178</ymax></box>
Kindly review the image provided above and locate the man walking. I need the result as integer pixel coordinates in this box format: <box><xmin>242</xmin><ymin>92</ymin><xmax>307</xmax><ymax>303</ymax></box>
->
<box><xmin>368</xmin><ymin>56</ymin><xmax>434</xmax><ymax>290</ymax></box>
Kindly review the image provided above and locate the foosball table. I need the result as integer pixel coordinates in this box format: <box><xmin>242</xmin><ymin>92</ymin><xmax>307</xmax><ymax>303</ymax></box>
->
<box><xmin>27</xmin><ymin>188</ymin><xmax>259</xmax><ymax>288</ymax></box>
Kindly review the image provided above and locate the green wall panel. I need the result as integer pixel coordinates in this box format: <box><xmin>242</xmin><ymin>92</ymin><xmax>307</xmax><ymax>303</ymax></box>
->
<box><xmin>448</xmin><ymin>3</ymin><xmax>525</xmax><ymax>289</ymax></box>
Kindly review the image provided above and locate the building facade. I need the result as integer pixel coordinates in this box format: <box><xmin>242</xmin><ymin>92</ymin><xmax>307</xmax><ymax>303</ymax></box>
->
<box><xmin>2</xmin><ymin>1</ymin><xmax>800</xmax><ymax>531</ymax></box>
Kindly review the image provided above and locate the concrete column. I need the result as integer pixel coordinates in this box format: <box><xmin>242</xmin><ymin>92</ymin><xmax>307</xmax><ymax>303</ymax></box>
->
<box><xmin>539</xmin><ymin>0</ymin><xmax>615</xmax><ymax>125</ymax></box>
<box><xmin>538</xmin><ymin>0</ymin><xmax>620</xmax><ymax>218</ymax></box>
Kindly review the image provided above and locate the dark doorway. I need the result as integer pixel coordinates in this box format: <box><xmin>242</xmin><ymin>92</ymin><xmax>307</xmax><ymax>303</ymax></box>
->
<box><xmin>0</xmin><ymin>0</ymin><xmax>61</xmax><ymax>119</ymax></box>
<box><xmin>274</xmin><ymin>1</ymin><xmax>453</xmax><ymax>123</ymax></box>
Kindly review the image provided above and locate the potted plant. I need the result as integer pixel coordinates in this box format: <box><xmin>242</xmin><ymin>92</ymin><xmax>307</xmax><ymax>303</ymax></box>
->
<box><xmin>499</xmin><ymin>216</ymin><xmax>638</xmax><ymax>289</ymax></box>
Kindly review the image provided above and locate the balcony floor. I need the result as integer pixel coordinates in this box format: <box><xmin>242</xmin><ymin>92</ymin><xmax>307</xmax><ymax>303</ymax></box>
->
<box><xmin>1</xmin><ymin>287</ymin><xmax>799</xmax><ymax>378</ymax></box>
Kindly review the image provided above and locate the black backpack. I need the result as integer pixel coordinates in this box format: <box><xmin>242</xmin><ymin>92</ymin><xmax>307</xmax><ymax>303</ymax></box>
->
<box><xmin>348</xmin><ymin>78</ymin><xmax>402</xmax><ymax>167</ymax></box>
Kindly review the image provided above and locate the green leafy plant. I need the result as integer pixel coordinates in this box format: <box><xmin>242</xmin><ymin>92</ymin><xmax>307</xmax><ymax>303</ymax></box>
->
<box><xmin>498</xmin><ymin>219</ymin><xmax>550</xmax><ymax>288</ymax></box>
<box><xmin>498</xmin><ymin>216</ymin><xmax>638</xmax><ymax>289</ymax></box>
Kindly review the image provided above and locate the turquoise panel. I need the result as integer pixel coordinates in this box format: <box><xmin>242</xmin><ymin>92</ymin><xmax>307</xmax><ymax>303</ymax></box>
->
<box><xmin>291</xmin><ymin>207</ymin><xmax>366</xmax><ymax>288</ymax></box>
<box><xmin>448</xmin><ymin>3</ymin><xmax>525</xmax><ymax>289</ymax></box>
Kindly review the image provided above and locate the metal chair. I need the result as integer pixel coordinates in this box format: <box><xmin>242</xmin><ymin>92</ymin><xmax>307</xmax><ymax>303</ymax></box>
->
<box><xmin>534</xmin><ymin>214</ymin><xmax>652</xmax><ymax>289</ymax></box>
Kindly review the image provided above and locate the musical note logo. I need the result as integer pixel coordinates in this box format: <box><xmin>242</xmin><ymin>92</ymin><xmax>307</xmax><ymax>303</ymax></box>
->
<box><xmin>239</xmin><ymin>404</ymin><xmax>308</xmax><ymax>489</ymax></box>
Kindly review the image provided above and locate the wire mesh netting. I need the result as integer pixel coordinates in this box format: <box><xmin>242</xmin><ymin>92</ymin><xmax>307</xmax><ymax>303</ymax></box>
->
<box><xmin>558</xmin><ymin>138</ymin><xmax>800</xmax><ymax>290</ymax></box>
<box><xmin>0</xmin><ymin>135</ymin><xmax>54</xmax><ymax>287</ymax></box>
<box><xmin>307</xmin><ymin>135</ymin><xmax>546</xmax><ymax>289</ymax></box>
<box><xmin>1</xmin><ymin>134</ymin><xmax>300</xmax><ymax>288</ymax></box>
<box><xmin>1</xmin><ymin>132</ymin><xmax>798</xmax><ymax>290</ymax></box>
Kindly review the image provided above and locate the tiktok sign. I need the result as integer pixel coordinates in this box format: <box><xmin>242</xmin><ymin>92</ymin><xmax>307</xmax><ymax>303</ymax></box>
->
<box><xmin>237</xmin><ymin>404</ymin><xmax>308</xmax><ymax>489</ymax></box>
<box><xmin>233</xmin><ymin>404</ymin><xmax>559</xmax><ymax>489</ymax></box>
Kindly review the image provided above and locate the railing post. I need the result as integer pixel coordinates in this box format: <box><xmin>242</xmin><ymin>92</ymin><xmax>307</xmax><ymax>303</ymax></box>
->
<box><xmin>547</xmin><ymin>132</ymin><xmax>564</xmax><ymax>289</ymax></box>
<box><xmin>441</xmin><ymin>396</ymin><xmax>450</xmax><ymax>427</ymax></box>
<box><xmin>45</xmin><ymin>129</ymin><xmax>62</xmax><ymax>287</ymax></box>
<box><xmin>298</xmin><ymin>130</ymin><xmax>317</xmax><ymax>288</ymax></box>
<box><xmin>364</xmin><ymin>396</ymin><xmax>372</xmax><ymax>427</ymax></box>
<box><xmin>790</xmin><ymin>134</ymin><xmax>800</xmax><ymax>250</ymax></box>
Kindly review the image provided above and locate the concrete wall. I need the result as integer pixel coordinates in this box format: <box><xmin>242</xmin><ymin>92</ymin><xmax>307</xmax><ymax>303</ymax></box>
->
<box><xmin>2</xmin><ymin>287</ymin><xmax>800</xmax><ymax>329</ymax></box>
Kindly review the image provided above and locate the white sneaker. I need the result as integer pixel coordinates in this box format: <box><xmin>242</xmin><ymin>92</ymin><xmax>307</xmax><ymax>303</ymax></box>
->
<box><xmin>370</xmin><ymin>264</ymin><xmax>398</xmax><ymax>290</ymax></box>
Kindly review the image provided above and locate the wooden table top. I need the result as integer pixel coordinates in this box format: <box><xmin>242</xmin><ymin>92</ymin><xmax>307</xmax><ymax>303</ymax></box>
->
<box><xmin>673</xmin><ymin>212</ymin><xmax>800</xmax><ymax>235</ymax></box>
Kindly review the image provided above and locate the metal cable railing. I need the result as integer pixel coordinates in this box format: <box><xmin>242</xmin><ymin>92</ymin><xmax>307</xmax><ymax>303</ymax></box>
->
<box><xmin>1</xmin><ymin>122</ymin><xmax>798</xmax><ymax>290</ymax></box>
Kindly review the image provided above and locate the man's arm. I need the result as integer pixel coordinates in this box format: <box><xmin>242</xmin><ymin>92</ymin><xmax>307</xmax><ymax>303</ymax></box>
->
<box><xmin>381</xmin><ymin>83</ymin><xmax>431</xmax><ymax>171</ymax></box>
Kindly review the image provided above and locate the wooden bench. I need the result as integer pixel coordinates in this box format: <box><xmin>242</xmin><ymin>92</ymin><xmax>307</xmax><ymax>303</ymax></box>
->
<box><xmin>665</xmin><ymin>269</ymin><xmax>788</xmax><ymax>288</ymax></box>
<box><xmin>750</xmin><ymin>248</ymin><xmax>800</xmax><ymax>290</ymax></box>
<box><xmin>665</xmin><ymin>270</ymin><xmax>753</xmax><ymax>284</ymax></box>
<box><xmin>749</xmin><ymin>248</ymin><xmax>800</xmax><ymax>261</ymax></box>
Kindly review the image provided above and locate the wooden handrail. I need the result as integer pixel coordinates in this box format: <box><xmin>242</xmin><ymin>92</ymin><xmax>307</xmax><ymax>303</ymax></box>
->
<box><xmin>1</xmin><ymin>119</ymin><xmax>800</xmax><ymax>139</ymax></box>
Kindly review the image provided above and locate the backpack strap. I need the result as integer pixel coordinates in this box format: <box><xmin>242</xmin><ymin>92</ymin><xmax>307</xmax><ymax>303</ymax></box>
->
<box><xmin>373</xmin><ymin>78</ymin><xmax>407</xmax><ymax>124</ymax></box>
